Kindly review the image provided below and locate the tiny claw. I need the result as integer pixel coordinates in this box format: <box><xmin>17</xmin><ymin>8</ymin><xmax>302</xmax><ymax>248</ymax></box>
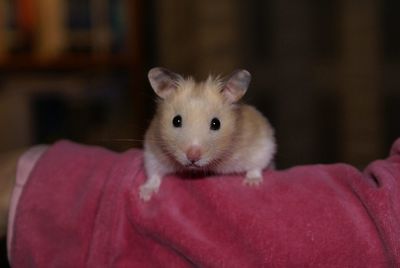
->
<box><xmin>243</xmin><ymin>176</ymin><xmax>263</xmax><ymax>186</ymax></box>
<box><xmin>139</xmin><ymin>185</ymin><xmax>158</xmax><ymax>201</ymax></box>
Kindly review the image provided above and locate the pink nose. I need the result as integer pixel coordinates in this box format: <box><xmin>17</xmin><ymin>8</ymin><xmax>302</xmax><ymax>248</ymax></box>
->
<box><xmin>186</xmin><ymin>146</ymin><xmax>202</xmax><ymax>163</ymax></box>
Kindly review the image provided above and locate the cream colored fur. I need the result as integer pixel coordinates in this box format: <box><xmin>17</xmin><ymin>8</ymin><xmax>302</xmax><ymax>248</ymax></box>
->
<box><xmin>140</xmin><ymin>69</ymin><xmax>276</xmax><ymax>201</ymax></box>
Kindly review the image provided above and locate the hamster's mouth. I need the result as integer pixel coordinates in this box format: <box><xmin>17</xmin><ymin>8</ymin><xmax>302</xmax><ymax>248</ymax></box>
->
<box><xmin>175</xmin><ymin>153</ymin><xmax>211</xmax><ymax>170</ymax></box>
<box><xmin>185</xmin><ymin>163</ymin><xmax>202</xmax><ymax>169</ymax></box>
<box><xmin>183</xmin><ymin>160</ymin><xmax>212</xmax><ymax>170</ymax></box>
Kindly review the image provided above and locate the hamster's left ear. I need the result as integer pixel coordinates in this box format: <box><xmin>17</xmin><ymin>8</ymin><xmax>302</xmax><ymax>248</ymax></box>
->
<box><xmin>148</xmin><ymin>67</ymin><xmax>183</xmax><ymax>99</ymax></box>
<box><xmin>221</xmin><ymin>69</ymin><xmax>251</xmax><ymax>103</ymax></box>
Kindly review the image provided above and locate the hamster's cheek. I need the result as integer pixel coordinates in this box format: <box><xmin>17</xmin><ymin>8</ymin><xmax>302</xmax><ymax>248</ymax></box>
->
<box><xmin>215</xmin><ymin>134</ymin><xmax>231</xmax><ymax>150</ymax></box>
<box><xmin>202</xmin><ymin>145</ymin><xmax>220</xmax><ymax>162</ymax></box>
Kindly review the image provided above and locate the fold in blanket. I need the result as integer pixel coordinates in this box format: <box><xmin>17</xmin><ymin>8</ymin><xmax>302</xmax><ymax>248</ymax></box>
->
<box><xmin>10</xmin><ymin>139</ymin><xmax>400</xmax><ymax>267</ymax></box>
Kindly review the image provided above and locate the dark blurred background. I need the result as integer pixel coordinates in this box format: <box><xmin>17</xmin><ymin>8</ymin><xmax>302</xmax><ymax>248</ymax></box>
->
<box><xmin>1</xmin><ymin>0</ymin><xmax>400</xmax><ymax>265</ymax></box>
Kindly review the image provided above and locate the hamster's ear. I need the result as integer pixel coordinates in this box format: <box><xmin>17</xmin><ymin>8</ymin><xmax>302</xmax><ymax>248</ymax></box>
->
<box><xmin>221</xmin><ymin>69</ymin><xmax>251</xmax><ymax>103</ymax></box>
<box><xmin>148</xmin><ymin>67</ymin><xmax>183</xmax><ymax>99</ymax></box>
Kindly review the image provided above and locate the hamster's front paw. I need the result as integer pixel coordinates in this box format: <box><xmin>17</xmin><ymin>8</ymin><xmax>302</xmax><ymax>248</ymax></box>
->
<box><xmin>139</xmin><ymin>175</ymin><xmax>162</xmax><ymax>201</ymax></box>
<box><xmin>243</xmin><ymin>169</ymin><xmax>263</xmax><ymax>186</ymax></box>
<box><xmin>139</xmin><ymin>184</ymin><xmax>159</xmax><ymax>201</ymax></box>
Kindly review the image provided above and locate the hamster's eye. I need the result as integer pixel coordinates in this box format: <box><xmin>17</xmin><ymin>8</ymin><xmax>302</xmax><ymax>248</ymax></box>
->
<box><xmin>210</xmin><ymin>118</ymin><xmax>221</xmax><ymax>131</ymax></box>
<box><xmin>172</xmin><ymin>115</ymin><xmax>182</xmax><ymax>128</ymax></box>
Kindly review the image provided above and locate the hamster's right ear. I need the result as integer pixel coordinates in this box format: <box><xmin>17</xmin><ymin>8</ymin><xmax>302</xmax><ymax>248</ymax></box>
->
<box><xmin>148</xmin><ymin>67</ymin><xmax>183</xmax><ymax>99</ymax></box>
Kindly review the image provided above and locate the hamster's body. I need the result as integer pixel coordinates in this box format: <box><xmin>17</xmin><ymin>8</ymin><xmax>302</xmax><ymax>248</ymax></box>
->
<box><xmin>140</xmin><ymin>68</ymin><xmax>276</xmax><ymax>201</ymax></box>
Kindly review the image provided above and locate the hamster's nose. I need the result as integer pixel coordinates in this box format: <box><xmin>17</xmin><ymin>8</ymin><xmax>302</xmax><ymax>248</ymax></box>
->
<box><xmin>186</xmin><ymin>146</ymin><xmax>202</xmax><ymax>163</ymax></box>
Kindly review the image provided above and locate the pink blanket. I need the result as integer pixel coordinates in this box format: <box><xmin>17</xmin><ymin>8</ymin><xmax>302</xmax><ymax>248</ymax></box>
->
<box><xmin>9</xmin><ymin>139</ymin><xmax>400</xmax><ymax>267</ymax></box>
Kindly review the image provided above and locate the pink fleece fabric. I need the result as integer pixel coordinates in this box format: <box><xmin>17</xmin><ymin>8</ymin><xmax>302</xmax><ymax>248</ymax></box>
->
<box><xmin>10</xmin><ymin>139</ymin><xmax>400</xmax><ymax>267</ymax></box>
<box><xmin>7</xmin><ymin>145</ymin><xmax>48</xmax><ymax>261</ymax></box>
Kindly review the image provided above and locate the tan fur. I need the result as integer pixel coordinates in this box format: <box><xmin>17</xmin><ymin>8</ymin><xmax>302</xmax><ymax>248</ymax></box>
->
<box><xmin>140</xmin><ymin>70</ymin><xmax>276</xmax><ymax>201</ymax></box>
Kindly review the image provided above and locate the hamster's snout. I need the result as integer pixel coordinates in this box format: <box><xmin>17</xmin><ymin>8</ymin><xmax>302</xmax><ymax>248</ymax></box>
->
<box><xmin>186</xmin><ymin>146</ymin><xmax>202</xmax><ymax>163</ymax></box>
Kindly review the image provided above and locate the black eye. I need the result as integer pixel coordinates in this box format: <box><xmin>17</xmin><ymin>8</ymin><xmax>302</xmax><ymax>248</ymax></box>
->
<box><xmin>172</xmin><ymin>115</ymin><xmax>182</xmax><ymax>128</ymax></box>
<box><xmin>210</xmin><ymin>118</ymin><xmax>221</xmax><ymax>131</ymax></box>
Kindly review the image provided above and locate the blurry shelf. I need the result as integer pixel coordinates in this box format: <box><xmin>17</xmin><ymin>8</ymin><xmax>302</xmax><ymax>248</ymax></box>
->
<box><xmin>0</xmin><ymin>53</ymin><xmax>135</xmax><ymax>72</ymax></box>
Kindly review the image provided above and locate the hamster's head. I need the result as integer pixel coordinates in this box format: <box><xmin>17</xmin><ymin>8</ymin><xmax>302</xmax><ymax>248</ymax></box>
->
<box><xmin>148</xmin><ymin>67</ymin><xmax>251</xmax><ymax>170</ymax></box>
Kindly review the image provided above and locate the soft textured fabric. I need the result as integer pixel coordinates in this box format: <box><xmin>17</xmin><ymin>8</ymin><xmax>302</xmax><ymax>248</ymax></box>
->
<box><xmin>7</xmin><ymin>145</ymin><xmax>48</xmax><ymax>261</ymax></box>
<box><xmin>10</xmin><ymin>139</ymin><xmax>400</xmax><ymax>267</ymax></box>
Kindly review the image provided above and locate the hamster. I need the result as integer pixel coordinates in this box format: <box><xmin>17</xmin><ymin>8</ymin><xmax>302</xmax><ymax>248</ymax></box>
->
<box><xmin>139</xmin><ymin>67</ymin><xmax>276</xmax><ymax>201</ymax></box>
